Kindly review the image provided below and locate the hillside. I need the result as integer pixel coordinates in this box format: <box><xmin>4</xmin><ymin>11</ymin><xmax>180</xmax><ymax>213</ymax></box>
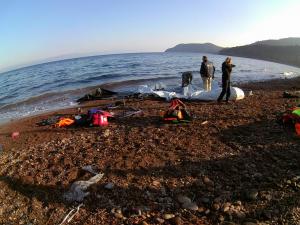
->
<box><xmin>251</xmin><ymin>37</ymin><xmax>300</xmax><ymax>46</ymax></box>
<box><xmin>165</xmin><ymin>43</ymin><xmax>223</xmax><ymax>54</ymax></box>
<box><xmin>220</xmin><ymin>38</ymin><xmax>300</xmax><ymax>68</ymax></box>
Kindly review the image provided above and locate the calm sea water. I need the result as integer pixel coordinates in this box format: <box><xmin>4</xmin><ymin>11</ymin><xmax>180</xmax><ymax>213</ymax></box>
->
<box><xmin>0</xmin><ymin>52</ymin><xmax>300</xmax><ymax>123</ymax></box>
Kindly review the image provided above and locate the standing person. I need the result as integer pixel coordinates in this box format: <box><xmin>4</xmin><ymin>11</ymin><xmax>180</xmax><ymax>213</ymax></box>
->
<box><xmin>200</xmin><ymin>56</ymin><xmax>215</xmax><ymax>91</ymax></box>
<box><xmin>217</xmin><ymin>57</ymin><xmax>236</xmax><ymax>103</ymax></box>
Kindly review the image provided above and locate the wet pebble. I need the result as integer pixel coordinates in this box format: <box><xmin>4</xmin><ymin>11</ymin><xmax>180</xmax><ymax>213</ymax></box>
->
<box><xmin>245</xmin><ymin>189</ymin><xmax>258</xmax><ymax>201</ymax></box>
<box><xmin>177</xmin><ymin>195</ymin><xmax>191</xmax><ymax>204</ymax></box>
<box><xmin>182</xmin><ymin>202</ymin><xmax>198</xmax><ymax>211</ymax></box>
<box><xmin>163</xmin><ymin>213</ymin><xmax>175</xmax><ymax>220</ymax></box>
<box><xmin>104</xmin><ymin>182</ymin><xmax>114</xmax><ymax>190</ymax></box>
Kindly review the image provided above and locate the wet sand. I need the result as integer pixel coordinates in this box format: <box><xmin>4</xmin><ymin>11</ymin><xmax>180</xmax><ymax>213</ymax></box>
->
<box><xmin>0</xmin><ymin>77</ymin><xmax>299</xmax><ymax>225</ymax></box>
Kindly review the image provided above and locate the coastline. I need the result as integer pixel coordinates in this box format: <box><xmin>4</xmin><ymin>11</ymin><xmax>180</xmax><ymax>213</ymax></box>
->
<box><xmin>0</xmin><ymin>77</ymin><xmax>300</xmax><ymax>224</ymax></box>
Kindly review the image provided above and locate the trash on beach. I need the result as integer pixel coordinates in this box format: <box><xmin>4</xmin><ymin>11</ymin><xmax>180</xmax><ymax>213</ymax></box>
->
<box><xmin>162</xmin><ymin>99</ymin><xmax>192</xmax><ymax>123</ymax></box>
<box><xmin>88</xmin><ymin>109</ymin><xmax>113</xmax><ymax>126</ymax></box>
<box><xmin>56</xmin><ymin>118</ymin><xmax>75</xmax><ymax>127</ymax></box>
<box><xmin>278</xmin><ymin>106</ymin><xmax>300</xmax><ymax>136</ymax></box>
<box><xmin>11</xmin><ymin>131</ymin><xmax>20</xmax><ymax>139</ymax></box>
<box><xmin>59</xmin><ymin>203</ymin><xmax>83</xmax><ymax>225</ymax></box>
<box><xmin>64</xmin><ymin>173</ymin><xmax>104</xmax><ymax>202</ymax></box>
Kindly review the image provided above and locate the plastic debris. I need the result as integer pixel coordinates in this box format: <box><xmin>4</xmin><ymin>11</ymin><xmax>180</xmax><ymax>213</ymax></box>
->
<box><xmin>64</xmin><ymin>173</ymin><xmax>104</xmax><ymax>202</ymax></box>
<box><xmin>59</xmin><ymin>203</ymin><xmax>83</xmax><ymax>225</ymax></box>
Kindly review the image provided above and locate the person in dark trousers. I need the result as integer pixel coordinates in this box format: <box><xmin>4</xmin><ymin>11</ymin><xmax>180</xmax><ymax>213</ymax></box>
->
<box><xmin>217</xmin><ymin>57</ymin><xmax>235</xmax><ymax>103</ymax></box>
<box><xmin>200</xmin><ymin>56</ymin><xmax>215</xmax><ymax>91</ymax></box>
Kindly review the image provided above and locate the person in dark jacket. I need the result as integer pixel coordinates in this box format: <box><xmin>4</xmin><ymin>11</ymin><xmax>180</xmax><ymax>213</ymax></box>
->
<box><xmin>200</xmin><ymin>56</ymin><xmax>215</xmax><ymax>91</ymax></box>
<box><xmin>217</xmin><ymin>57</ymin><xmax>236</xmax><ymax>103</ymax></box>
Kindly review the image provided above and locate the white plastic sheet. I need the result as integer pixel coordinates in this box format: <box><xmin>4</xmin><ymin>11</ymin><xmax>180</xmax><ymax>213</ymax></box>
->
<box><xmin>138</xmin><ymin>84</ymin><xmax>245</xmax><ymax>101</ymax></box>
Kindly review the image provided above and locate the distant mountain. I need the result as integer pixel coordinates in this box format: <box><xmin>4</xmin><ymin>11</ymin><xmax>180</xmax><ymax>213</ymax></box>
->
<box><xmin>220</xmin><ymin>38</ymin><xmax>300</xmax><ymax>68</ymax></box>
<box><xmin>165</xmin><ymin>43</ymin><xmax>223</xmax><ymax>54</ymax></box>
<box><xmin>251</xmin><ymin>37</ymin><xmax>300</xmax><ymax>46</ymax></box>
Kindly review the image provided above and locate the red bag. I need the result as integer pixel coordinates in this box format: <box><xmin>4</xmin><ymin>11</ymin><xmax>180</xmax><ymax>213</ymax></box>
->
<box><xmin>91</xmin><ymin>110</ymin><xmax>112</xmax><ymax>126</ymax></box>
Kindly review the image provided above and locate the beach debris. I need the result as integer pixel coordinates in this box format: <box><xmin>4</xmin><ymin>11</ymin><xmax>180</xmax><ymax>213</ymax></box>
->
<box><xmin>11</xmin><ymin>131</ymin><xmax>20</xmax><ymax>139</ymax></box>
<box><xmin>201</xmin><ymin>121</ymin><xmax>208</xmax><ymax>125</ymax></box>
<box><xmin>64</xmin><ymin>173</ymin><xmax>104</xmax><ymax>202</ymax></box>
<box><xmin>56</xmin><ymin>118</ymin><xmax>75</xmax><ymax>127</ymax></box>
<box><xmin>59</xmin><ymin>203</ymin><xmax>83</xmax><ymax>225</ymax></box>
<box><xmin>82</xmin><ymin>165</ymin><xmax>98</xmax><ymax>175</ymax></box>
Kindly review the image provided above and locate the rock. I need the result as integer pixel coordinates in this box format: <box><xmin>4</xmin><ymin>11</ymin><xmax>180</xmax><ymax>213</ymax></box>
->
<box><xmin>245</xmin><ymin>189</ymin><xmax>258</xmax><ymax>201</ymax></box>
<box><xmin>103</xmin><ymin>129</ymin><xmax>110</xmax><ymax>137</ymax></box>
<box><xmin>222</xmin><ymin>202</ymin><xmax>231</xmax><ymax>212</ymax></box>
<box><xmin>104</xmin><ymin>182</ymin><xmax>114</xmax><ymax>190</ymax></box>
<box><xmin>212</xmin><ymin>203</ymin><xmax>220</xmax><ymax>211</ymax></box>
<box><xmin>205</xmin><ymin>209</ymin><xmax>210</xmax><ymax>214</ymax></box>
<box><xmin>243</xmin><ymin>223</ymin><xmax>257</xmax><ymax>225</ymax></box>
<box><xmin>200</xmin><ymin>197</ymin><xmax>210</xmax><ymax>204</ymax></box>
<box><xmin>141</xmin><ymin>221</ymin><xmax>149</xmax><ymax>225</ymax></box>
<box><xmin>153</xmin><ymin>180</ymin><xmax>161</xmax><ymax>187</ymax></box>
<box><xmin>114</xmin><ymin>212</ymin><xmax>123</xmax><ymax>219</ymax></box>
<box><xmin>198</xmin><ymin>206</ymin><xmax>205</xmax><ymax>213</ymax></box>
<box><xmin>182</xmin><ymin>202</ymin><xmax>198</xmax><ymax>211</ymax></box>
<box><xmin>235</xmin><ymin>200</ymin><xmax>242</xmax><ymax>206</ymax></box>
<box><xmin>234</xmin><ymin>211</ymin><xmax>246</xmax><ymax>219</ymax></box>
<box><xmin>203</xmin><ymin>176</ymin><xmax>214</xmax><ymax>186</ymax></box>
<box><xmin>163</xmin><ymin>213</ymin><xmax>175</xmax><ymax>220</ymax></box>
<box><xmin>177</xmin><ymin>195</ymin><xmax>191</xmax><ymax>204</ymax></box>
<box><xmin>218</xmin><ymin>215</ymin><xmax>225</xmax><ymax>222</ymax></box>
<box><xmin>155</xmin><ymin>218</ymin><xmax>165</xmax><ymax>224</ymax></box>
<box><xmin>173</xmin><ymin>216</ymin><xmax>183</xmax><ymax>225</ymax></box>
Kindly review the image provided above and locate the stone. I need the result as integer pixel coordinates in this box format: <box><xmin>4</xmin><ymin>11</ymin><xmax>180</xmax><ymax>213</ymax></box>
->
<box><xmin>173</xmin><ymin>216</ymin><xmax>183</xmax><ymax>225</ymax></box>
<box><xmin>203</xmin><ymin>176</ymin><xmax>214</xmax><ymax>186</ymax></box>
<box><xmin>182</xmin><ymin>202</ymin><xmax>198</xmax><ymax>211</ymax></box>
<box><xmin>218</xmin><ymin>215</ymin><xmax>225</xmax><ymax>222</ymax></box>
<box><xmin>198</xmin><ymin>206</ymin><xmax>205</xmax><ymax>213</ymax></box>
<box><xmin>177</xmin><ymin>195</ymin><xmax>191</xmax><ymax>204</ymax></box>
<box><xmin>114</xmin><ymin>213</ymin><xmax>123</xmax><ymax>219</ymax></box>
<box><xmin>153</xmin><ymin>180</ymin><xmax>161</xmax><ymax>187</ymax></box>
<box><xmin>212</xmin><ymin>203</ymin><xmax>220</xmax><ymax>211</ymax></box>
<box><xmin>141</xmin><ymin>221</ymin><xmax>149</xmax><ymax>225</ymax></box>
<box><xmin>103</xmin><ymin>129</ymin><xmax>110</xmax><ymax>137</ymax></box>
<box><xmin>246</xmin><ymin>189</ymin><xmax>258</xmax><ymax>201</ymax></box>
<box><xmin>155</xmin><ymin>218</ymin><xmax>165</xmax><ymax>224</ymax></box>
<box><xmin>200</xmin><ymin>197</ymin><xmax>210</xmax><ymax>204</ymax></box>
<box><xmin>163</xmin><ymin>213</ymin><xmax>175</xmax><ymax>220</ymax></box>
<box><xmin>104</xmin><ymin>182</ymin><xmax>114</xmax><ymax>190</ymax></box>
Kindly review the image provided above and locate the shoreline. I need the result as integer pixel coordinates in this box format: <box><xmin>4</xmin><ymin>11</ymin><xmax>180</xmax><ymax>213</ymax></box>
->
<box><xmin>0</xmin><ymin>76</ymin><xmax>299</xmax><ymax>224</ymax></box>
<box><xmin>1</xmin><ymin>75</ymin><xmax>300</xmax><ymax>126</ymax></box>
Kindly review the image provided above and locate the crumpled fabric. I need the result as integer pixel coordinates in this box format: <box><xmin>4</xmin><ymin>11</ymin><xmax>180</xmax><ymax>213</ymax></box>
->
<box><xmin>64</xmin><ymin>173</ymin><xmax>104</xmax><ymax>202</ymax></box>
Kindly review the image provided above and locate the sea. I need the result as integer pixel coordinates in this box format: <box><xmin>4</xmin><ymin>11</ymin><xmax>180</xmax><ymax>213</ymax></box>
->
<box><xmin>1</xmin><ymin>52</ymin><xmax>300</xmax><ymax>124</ymax></box>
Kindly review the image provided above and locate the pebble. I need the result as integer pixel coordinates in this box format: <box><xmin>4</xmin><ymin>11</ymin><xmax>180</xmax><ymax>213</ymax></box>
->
<box><xmin>200</xmin><ymin>197</ymin><xmax>210</xmax><ymax>204</ymax></box>
<box><xmin>212</xmin><ymin>203</ymin><xmax>220</xmax><ymax>211</ymax></box>
<box><xmin>198</xmin><ymin>206</ymin><xmax>205</xmax><ymax>213</ymax></box>
<box><xmin>203</xmin><ymin>176</ymin><xmax>214</xmax><ymax>186</ymax></box>
<box><xmin>153</xmin><ymin>180</ymin><xmax>161</xmax><ymax>187</ymax></box>
<box><xmin>163</xmin><ymin>213</ymin><xmax>175</xmax><ymax>220</ymax></box>
<box><xmin>173</xmin><ymin>216</ymin><xmax>183</xmax><ymax>225</ymax></box>
<box><xmin>114</xmin><ymin>212</ymin><xmax>123</xmax><ymax>219</ymax></box>
<box><xmin>103</xmin><ymin>129</ymin><xmax>110</xmax><ymax>137</ymax></box>
<box><xmin>246</xmin><ymin>189</ymin><xmax>258</xmax><ymax>201</ymax></box>
<box><xmin>155</xmin><ymin>218</ymin><xmax>165</xmax><ymax>224</ymax></box>
<box><xmin>104</xmin><ymin>182</ymin><xmax>114</xmax><ymax>190</ymax></box>
<box><xmin>177</xmin><ymin>195</ymin><xmax>191</xmax><ymax>204</ymax></box>
<box><xmin>141</xmin><ymin>221</ymin><xmax>149</xmax><ymax>225</ymax></box>
<box><xmin>182</xmin><ymin>202</ymin><xmax>198</xmax><ymax>211</ymax></box>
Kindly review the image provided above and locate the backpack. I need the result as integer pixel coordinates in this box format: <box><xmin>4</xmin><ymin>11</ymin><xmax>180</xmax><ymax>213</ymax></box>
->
<box><xmin>162</xmin><ymin>99</ymin><xmax>191</xmax><ymax>123</ymax></box>
<box><xmin>201</xmin><ymin>61</ymin><xmax>215</xmax><ymax>78</ymax></box>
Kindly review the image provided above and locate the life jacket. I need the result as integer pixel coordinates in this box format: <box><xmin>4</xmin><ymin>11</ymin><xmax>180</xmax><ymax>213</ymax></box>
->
<box><xmin>88</xmin><ymin>109</ymin><xmax>113</xmax><ymax>126</ymax></box>
<box><xmin>280</xmin><ymin>106</ymin><xmax>300</xmax><ymax>136</ymax></box>
<box><xmin>56</xmin><ymin>118</ymin><xmax>75</xmax><ymax>127</ymax></box>
<box><xmin>162</xmin><ymin>99</ymin><xmax>191</xmax><ymax>123</ymax></box>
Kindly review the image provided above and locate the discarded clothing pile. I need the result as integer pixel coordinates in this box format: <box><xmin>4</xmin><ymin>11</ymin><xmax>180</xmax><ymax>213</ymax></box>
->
<box><xmin>278</xmin><ymin>105</ymin><xmax>300</xmax><ymax>136</ymax></box>
<box><xmin>36</xmin><ymin>102</ymin><xmax>143</xmax><ymax>128</ymax></box>
<box><xmin>161</xmin><ymin>98</ymin><xmax>192</xmax><ymax>123</ymax></box>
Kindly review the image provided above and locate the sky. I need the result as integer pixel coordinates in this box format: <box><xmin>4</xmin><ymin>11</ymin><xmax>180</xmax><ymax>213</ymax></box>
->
<box><xmin>0</xmin><ymin>0</ymin><xmax>300</xmax><ymax>72</ymax></box>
